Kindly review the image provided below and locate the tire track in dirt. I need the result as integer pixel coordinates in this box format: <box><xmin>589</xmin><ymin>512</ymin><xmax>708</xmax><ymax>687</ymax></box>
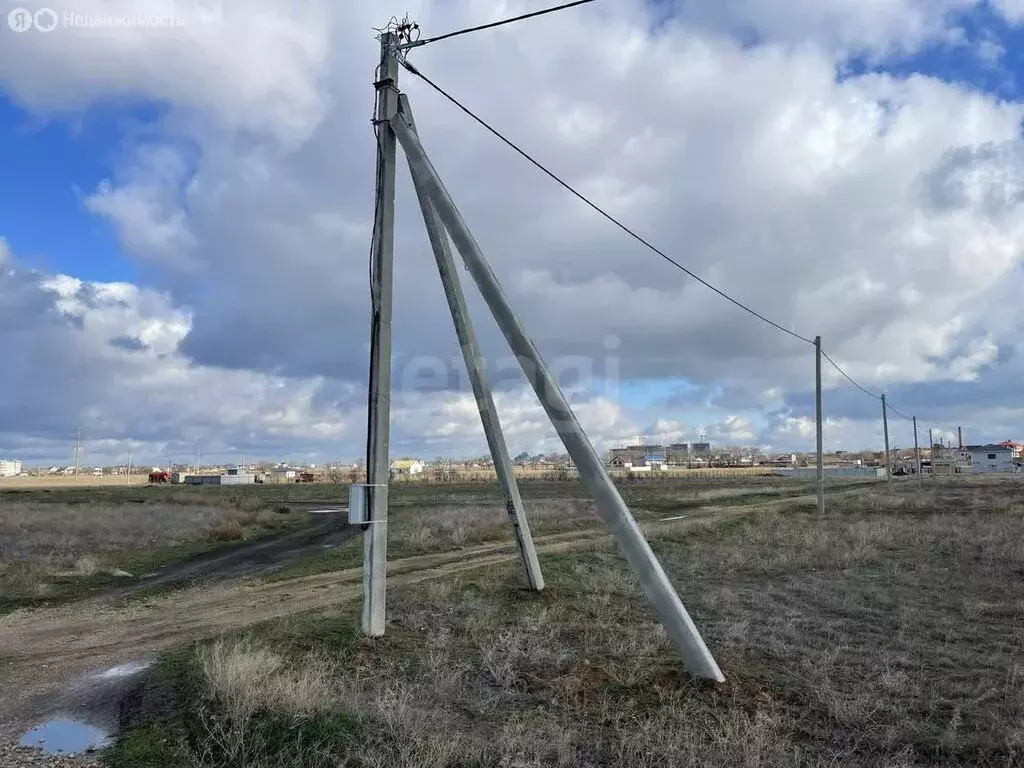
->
<box><xmin>0</xmin><ymin>493</ymin><xmax>818</xmax><ymax>738</ymax></box>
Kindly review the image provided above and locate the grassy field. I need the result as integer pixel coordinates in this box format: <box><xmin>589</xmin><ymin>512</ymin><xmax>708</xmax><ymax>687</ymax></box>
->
<box><xmin>101</xmin><ymin>477</ymin><xmax>1024</xmax><ymax>768</ymax></box>
<box><xmin>0</xmin><ymin>485</ymin><xmax>321</xmax><ymax>613</ymax></box>
<box><xmin>263</xmin><ymin>475</ymin><xmax>856</xmax><ymax>582</ymax></box>
<box><xmin>0</xmin><ymin>475</ymin><xmax>829</xmax><ymax>614</ymax></box>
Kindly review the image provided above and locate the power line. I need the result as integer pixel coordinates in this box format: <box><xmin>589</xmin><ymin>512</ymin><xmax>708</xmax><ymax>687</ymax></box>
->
<box><xmin>886</xmin><ymin>403</ymin><xmax>912</xmax><ymax>422</ymax></box>
<box><xmin>820</xmin><ymin>350</ymin><xmax>881</xmax><ymax>400</ymax></box>
<box><xmin>403</xmin><ymin>0</ymin><xmax>595</xmax><ymax>49</ymax></box>
<box><xmin>399</xmin><ymin>60</ymin><xmax>815</xmax><ymax>346</ymax></box>
<box><xmin>822</xmin><ymin>349</ymin><xmax>935</xmax><ymax>436</ymax></box>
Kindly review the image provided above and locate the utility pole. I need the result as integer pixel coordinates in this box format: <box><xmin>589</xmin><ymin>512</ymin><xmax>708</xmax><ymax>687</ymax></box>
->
<box><xmin>881</xmin><ymin>395</ymin><xmax>892</xmax><ymax>491</ymax></box>
<box><xmin>912</xmin><ymin>417</ymin><xmax>921</xmax><ymax>487</ymax></box>
<box><xmin>74</xmin><ymin>427</ymin><xmax>81</xmax><ymax>483</ymax></box>
<box><xmin>362</xmin><ymin>31</ymin><xmax>401</xmax><ymax>636</ymax></box>
<box><xmin>126</xmin><ymin>446</ymin><xmax>132</xmax><ymax>486</ymax></box>
<box><xmin>393</xmin><ymin>111</ymin><xmax>724</xmax><ymax>682</ymax></box>
<box><xmin>814</xmin><ymin>336</ymin><xmax>824</xmax><ymax>515</ymax></box>
<box><xmin>957</xmin><ymin>427</ymin><xmax>964</xmax><ymax>477</ymax></box>
<box><xmin>195</xmin><ymin>446</ymin><xmax>200</xmax><ymax>474</ymax></box>
<box><xmin>928</xmin><ymin>428</ymin><xmax>933</xmax><ymax>478</ymax></box>
<box><xmin>400</xmin><ymin>93</ymin><xmax>543</xmax><ymax>591</ymax></box>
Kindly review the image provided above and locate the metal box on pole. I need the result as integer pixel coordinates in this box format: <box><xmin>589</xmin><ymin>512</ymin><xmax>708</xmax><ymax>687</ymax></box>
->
<box><xmin>349</xmin><ymin>484</ymin><xmax>370</xmax><ymax>525</ymax></box>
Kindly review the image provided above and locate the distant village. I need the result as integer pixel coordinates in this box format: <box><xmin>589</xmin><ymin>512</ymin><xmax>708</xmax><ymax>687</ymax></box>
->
<box><xmin>2</xmin><ymin>438</ymin><xmax>1022</xmax><ymax>483</ymax></box>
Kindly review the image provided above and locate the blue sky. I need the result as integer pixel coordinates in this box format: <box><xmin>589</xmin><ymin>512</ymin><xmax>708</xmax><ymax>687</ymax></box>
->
<box><xmin>841</xmin><ymin>3</ymin><xmax>1024</xmax><ymax>94</ymax></box>
<box><xmin>0</xmin><ymin>95</ymin><xmax>165</xmax><ymax>283</ymax></box>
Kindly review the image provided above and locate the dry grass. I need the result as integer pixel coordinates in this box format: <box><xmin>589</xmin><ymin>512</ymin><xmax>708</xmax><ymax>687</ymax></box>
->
<box><xmin>396</xmin><ymin>498</ymin><xmax>598</xmax><ymax>556</ymax></box>
<box><xmin>0</xmin><ymin>492</ymin><xmax>287</xmax><ymax>606</ymax></box>
<box><xmin>200</xmin><ymin>638</ymin><xmax>338</xmax><ymax>719</ymax></box>
<box><xmin>120</xmin><ymin>477</ymin><xmax>1024</xmax><ymax>767</ymax></box>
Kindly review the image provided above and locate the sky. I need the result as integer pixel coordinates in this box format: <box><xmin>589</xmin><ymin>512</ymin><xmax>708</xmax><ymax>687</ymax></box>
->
<box><xmin>1</xmin><ymin>0</ymin><xmax>1024</xmax><ymax>466</ymax></box>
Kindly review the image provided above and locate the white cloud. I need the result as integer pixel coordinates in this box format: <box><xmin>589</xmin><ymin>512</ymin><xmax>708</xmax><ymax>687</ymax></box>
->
<box><xmin>2</xmin><ymin>0</ymin><xmax>1024</xmax><ymax>461</ymax></box>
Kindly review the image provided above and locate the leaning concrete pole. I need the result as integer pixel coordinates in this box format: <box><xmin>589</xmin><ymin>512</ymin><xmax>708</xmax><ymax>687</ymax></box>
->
<box><xmin>362</xmin><ymin>33</ymin><xmax>401</xmax><ymax>636</ymax></box>
<box><xmin>391</xmin><ymin>111</ymin><xmax>724</xmax><ymax>682</ymax></box>
<box><xmin>881</xmin><ymin>394</ymin><xmax>892</xmax><ymax>491</ymax></box>
<box><xmin>814</xmin><ymin>336</ymin><xmax>824</xmax><ymax>514</ymax></box>
<box><xmin>399</xmin><ymin>94</ymin><xmax>544</xmax><ymax>592</ymax></box>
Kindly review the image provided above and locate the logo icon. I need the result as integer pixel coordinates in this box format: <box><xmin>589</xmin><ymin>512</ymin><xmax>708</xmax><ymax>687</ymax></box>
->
<box><xmin>34</xmin><ymin>7</ymin><xmax>57</xmax><ymax>32</ymax></box>
<box><xmin>7</xmin><ymin>7</ymin><xmax>33</xmax><ymax>32</ymax></box>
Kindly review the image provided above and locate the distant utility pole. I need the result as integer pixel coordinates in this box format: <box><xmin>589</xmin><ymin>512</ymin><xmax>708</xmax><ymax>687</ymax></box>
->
<box><xmin>881</xmin><ymin>394</ymin><xmax>892</xmax><ymax>491</ymax></box>
<box><xmin>912</xmin><ymin>417</ymin><xmax>921</xmax><ymax>487</ymax></box>
<box><xmin>814</xmin><ymin>336</ymin><xmax>824</xmax><ymax>515</ymax></box>
<box><xmin>928</xmin><ymin>428</ymin><xmax>933</xmax><ymax>479</ymax></box>
<box><xmin>362</xmin><ymin>30</ymin><xmax>401</xmax><ymax>637</ymax></box>
<box><xmin>74</xmin><ymin>427</ymin><xmax>81</xmax><ymax>483</ymax></box>
<box><xmin>195</xmin><ymin>446</ymin><xmax>200</xmax><ymax>473</ymax></box>
<box><xmin>126</xmin><ymin>446</ymin><xmax>133</xmax><ymax>486</ymax></box>
<box><xmin>957</xmin><ymin>427</ymin><xmax>964</xmax><ymax>478</ymax></box>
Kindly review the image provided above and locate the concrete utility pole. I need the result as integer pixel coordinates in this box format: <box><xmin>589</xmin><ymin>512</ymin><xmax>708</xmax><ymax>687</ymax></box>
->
<box><xmin>126</xmin><ymin>447</ymin><xmax>132</xmax><ymax>486</ymax></box>
<box><xmin>814</xmin><ymin>336</ymin><xmax>824</xmax><ymax>515</ymax></box>
<box><xmin>392</xmin><ymin>110</ymin><xmax>724</xmax><ymax>682</ymax></box>
<box><xmin>912</xmin><ymin>417</ymin><xmax>921</xmax><ymax>486</ymax></box>
<box><xmin>400</xmin><ymin>94</ymin><xmax>543</xmax><ymax>591</ymax></box>
<box><xmin>362</xmin><ymin>32</ymin><xmax>401</xmax><ymax>636</ymax></box>
<box><xmin>881</xmin><ymin>394</ymin><xmax>892</xmax><ymax>491</ymax></box>
<box><xmin>74</xmin><ymin>426</ymin><xmax>81</xmax><ymax>483</ymax></box>
<box><xmin>958</xmin><ymin>426</ymin><xmax>963</xmax><ymax>450</ymax></box>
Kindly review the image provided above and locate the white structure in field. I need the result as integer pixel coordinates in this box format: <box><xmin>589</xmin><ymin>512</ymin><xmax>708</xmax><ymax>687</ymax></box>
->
<box><xmin>967</xmin><ymin>444</ymin><xmax>1016</xmax><ymax>474</ymax></box>
<box><xmin>184</xmin><ymin>467</ymin><xmax>255</xmax><ymax>486</ymax></box>
<box><xmin>0</xmin><ymin>459</ymin><xmax>22</xmax><ymax>477</ymax></box>
<box><xmin>390</xmin><ymin>459</ymin><xmax>425</xmax><ymax>475</ymax></box>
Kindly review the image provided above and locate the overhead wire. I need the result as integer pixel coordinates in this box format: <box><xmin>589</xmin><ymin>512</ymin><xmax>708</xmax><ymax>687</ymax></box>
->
<box><xmin>399</xmin><ymin>60</ymin><xmax>816</xmax><ymax>347</ymax></box>
<box><xmin>402</xmin><ymin>0</ymin><xmax>596</xmax><ymax>49</ymax></box>
<box><xmin>819</xmin><ymin>350</ymin><xmax>881</xmax><ymax>400</ymax></box>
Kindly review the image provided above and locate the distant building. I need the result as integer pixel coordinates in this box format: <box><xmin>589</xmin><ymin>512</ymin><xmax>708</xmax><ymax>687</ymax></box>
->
<box><xmin>967</xmin><ymin>444</ymin><xmax>1016</xmax><ymax>474</ymax></box>
<box><xmin>0</xmin><ymin>459</ymin><xmax>22</xmax><ymax>477</ymax></box>
<box><xmin>997</xmin><ymin>440</ymin><xmax>1024</xmax><ymax>459</ymax></box>
<box><xmin>691</xmin><ymin>442</ymin><xmax>711</xmax><ymax>455</ymax></box>
<box><xmin>391</xmin><ymin>459</ymin><xmax>425</xmax><ymax>476</ymax></box>
<box><xmin>184</xmin><ymin>467</ymin><xmax>256</xmax><ymax>486</ymax></box>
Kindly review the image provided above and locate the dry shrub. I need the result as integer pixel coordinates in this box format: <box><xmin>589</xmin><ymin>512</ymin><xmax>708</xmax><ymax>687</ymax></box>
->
<box><xmin>73</xmin><ymin>555</ymin><xmax>101</xmax><ymax>576</ymax></box>
<box><xmin>210</xmin><ymin>519</ymin><xmax>245</xmax><ymax>541</ymax></box>
<box><xmin>195</xmin><ymin>638</ymin><xmax>341</xmax><ymax>767</ymax></box>
<box><xmin>200</xmin><ymin>638</ymin><xmax>337</xmax><ymax>720</ymax></box>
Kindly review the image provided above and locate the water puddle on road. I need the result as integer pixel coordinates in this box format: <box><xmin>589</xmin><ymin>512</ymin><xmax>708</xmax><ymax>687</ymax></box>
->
<box><xmin>93</xmin><ymin>661</ymin><xmax>151</xmax><ymax>680</ymax></box>
<box><xmin>20</xmin><ymin>659</ymin><xmax>153</xmax><ymax>755</ymax></box>
<box><xmin>19</xmin><ymin>718</ymin><xmax>110</xmax><ymax>755</ymax></box>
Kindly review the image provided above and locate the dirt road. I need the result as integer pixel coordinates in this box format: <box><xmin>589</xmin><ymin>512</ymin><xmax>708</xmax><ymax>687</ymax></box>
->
<box><xmin>0</xmin><ymin>496</ymin><xmax>804</xmax><ymax>740</ymax></box>
<box><xmin>107</xmin><ymin>511</ymin><xmax>358</xmax><ymax>598</ymax></box>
